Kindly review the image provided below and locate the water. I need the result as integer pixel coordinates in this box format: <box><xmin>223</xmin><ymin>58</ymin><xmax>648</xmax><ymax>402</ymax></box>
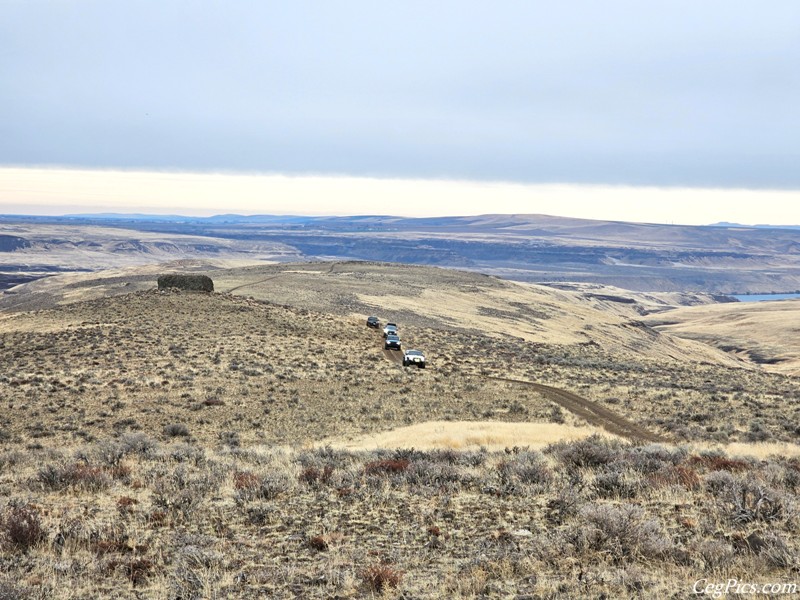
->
<box><xmin>733</xmin><ymin>293</ymin><xmax>800</xmax><ymax>302</ymax></box>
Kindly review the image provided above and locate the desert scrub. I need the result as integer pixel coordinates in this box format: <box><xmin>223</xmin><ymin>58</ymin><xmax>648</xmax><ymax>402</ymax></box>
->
<box><xmin>572</xmin><ymin>503</ymin><xmax>675</xmax><ymax>562</ymax></box>
<box><xmin>33</xmin><ymin>461</ymin><xmax>114</xmax><ymax>492</ymax></box>
<box><xmin>149</xmin><ymin>463</ymin><xmax>226</xmax><ymax>521</ymax></box>
<box><xmin>488</xmin><ymin>450</ymin><xmax>553</xmax><ymax>496</ymax></box>
<box><xmin>545</xmin><ymin>434</ymin><xmax>627</xmax><ymax>469</ymax></box>
<box><xmin>233</xmin><ymin>471</ymin><xmax>294</xmax><ymax>502</ymax></box>
<box><xmin>1</xmin><ymin>502</ymin><xmax>46</xmax><ymax>553</ymax></box>
<box><xmin>163</xmin><ymin>423</ymin><xmax>190</xmax><ymax>438</ymax></box>
<box><xmin>360</xmin><ymin>564</ymin><xmax>403</xmax><ymax>593</ymax></box>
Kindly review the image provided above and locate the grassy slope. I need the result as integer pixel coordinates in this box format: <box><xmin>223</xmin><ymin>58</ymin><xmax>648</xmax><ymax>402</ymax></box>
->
<box><xmin>644</xmin><ymin>299</ymin><xmax>800</xmax><ymax>377</ymax></box>
<box><xmin>0</xmin><ymin>262</ymin><xmax>799</xmax><ymax>598</ymax></box>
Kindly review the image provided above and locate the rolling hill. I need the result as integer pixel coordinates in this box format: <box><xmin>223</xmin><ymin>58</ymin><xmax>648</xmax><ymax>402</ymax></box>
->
<box><xmin>1</xmin><ymin>261</ymin><xmax>799</xmax><ymax>598</ymax></box>
<box><xmin>4</xmin><ymin>212</ymin><xmax>800</xmax><ymax>293</ymax></box>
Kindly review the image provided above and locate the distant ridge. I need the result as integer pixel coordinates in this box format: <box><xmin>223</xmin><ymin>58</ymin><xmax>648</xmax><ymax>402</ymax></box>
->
<box><xmin>2</xmin><ymin>211</ymin><xmax>799</xmax><ymax>231</ymax></box>
<box><xmin>710</xmin><ymin>221</ymin><xmax>800</xmax><ymax>230</ymax></box>
<box><xmin>4</xmin><ymin>212</ymin><xmax>800</xmax><ymax>294</ymax></box>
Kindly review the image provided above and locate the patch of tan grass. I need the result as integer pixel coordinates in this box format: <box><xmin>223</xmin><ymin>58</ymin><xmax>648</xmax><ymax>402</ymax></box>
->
<box><xmin>324</xmin><ymin>421</ymin><xmax>800</xmax><ymax>460</ymax></box>
<box><xmin>317</xmin><ymin>420</ymin><xmax>620</xmax><ymax>451</ymax></box>
<box><xmin>693</xmin><ymin>440</ymin><xmax>800</xmax><ymax>460</ymax></box>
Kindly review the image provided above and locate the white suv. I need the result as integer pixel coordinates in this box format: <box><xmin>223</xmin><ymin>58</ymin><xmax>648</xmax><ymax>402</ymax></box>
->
<box><xmin>402</xmin><ymin>349</ymin><xmax>426</xmax><ymax>368</ymax></box>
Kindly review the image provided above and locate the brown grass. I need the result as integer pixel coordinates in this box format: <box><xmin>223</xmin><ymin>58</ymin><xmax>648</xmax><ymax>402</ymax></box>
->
<box><xmin>1</xmin><ymin>261</ymin><xmax>799</xmax><ymax>597</ymax></box>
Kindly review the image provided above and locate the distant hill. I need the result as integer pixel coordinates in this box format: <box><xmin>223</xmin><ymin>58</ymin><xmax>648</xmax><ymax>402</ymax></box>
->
<box><xmin>3</xmin><ymin>212</ymin><xmax>800</xmax><ymax>293</ymax></box>
<box><xmin>710</xmin><ymin>221</ymin><xmax>800</xmax><ymax>230</ymax></box>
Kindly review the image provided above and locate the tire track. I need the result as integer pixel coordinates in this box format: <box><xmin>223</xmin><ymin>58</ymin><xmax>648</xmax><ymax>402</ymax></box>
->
<box><xmin>488</xmin><ymin>376</ymin><xmax>670</xmax><ymax>443</ymax></box>
<box><xmin>226</xmin><ymin>274</ymin><xmax>282</xmax><ymax>294</ymax></box>
<box><xmin>377</xmin><ymin>344</ymin><xmax>667</xmax><ymax>442</ymax></box>
<box><xmin>383</xmin><ymin>348</ymin><xmax>403</xmax><ymax>363</ymax></box>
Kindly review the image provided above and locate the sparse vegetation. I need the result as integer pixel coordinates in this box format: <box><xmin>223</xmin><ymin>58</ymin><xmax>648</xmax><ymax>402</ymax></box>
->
<box><xmin>0</xmin><ymin>438</ymin><xmax>794</xmax><ymax>597</ymax></box>
<box><xmin>0</xmin><ymin>261</ymin><xmax>799</xmax><ymax>597</ymax></box>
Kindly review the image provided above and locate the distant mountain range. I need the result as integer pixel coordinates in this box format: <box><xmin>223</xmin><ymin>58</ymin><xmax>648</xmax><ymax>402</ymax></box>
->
<box><xmin>43</xmin><ymin>213</ymin><xmax>800</xmax><ymax>230</ymax></box>
<box><xmin>710</xmin><ymin>221</ymin><xmax>800</xmax><ymax>230</ymax></box>
<box><xmin>2</xmin><ymin>212</ymin><xmax>800</xmax><ymax>294</ymax></box>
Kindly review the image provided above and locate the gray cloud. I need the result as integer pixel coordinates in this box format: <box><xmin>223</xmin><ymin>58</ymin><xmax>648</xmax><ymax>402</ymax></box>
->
<box><xmin>1</xmin><ymin>0</ymin><xmax>798</xmax><ymax>187</ymax></box>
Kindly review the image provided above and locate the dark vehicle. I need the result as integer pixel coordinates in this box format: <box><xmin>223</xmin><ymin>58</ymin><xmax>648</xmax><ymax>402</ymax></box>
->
<box><xmin>383</xmin><ymin>322</ymin><xmax>398</xmax><ymax>338</ymax></box>
<box><xmin>366</xmin><ymin>316</ymin><xmax>380</xmax><ymax>328</ymax></box>
<box><xmin>402</xmin><ymin>349</ymin><xmax>426</xmax><ymax>368</ymax></box>
<box><xmin>384</xmin><ymin>334</ymin><xmax>401</xmax><ymax>350</ymax></box>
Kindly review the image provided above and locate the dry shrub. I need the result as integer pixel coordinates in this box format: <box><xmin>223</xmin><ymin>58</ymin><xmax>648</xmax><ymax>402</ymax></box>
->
<box><xmin>497</xmin><ymin>451</ymin><xmax>553</xmax><ymax>488</ymax></box>
<box><xmin>108</xmin><ymin>463</ymin><xmax>132</xmax><ymax>482</ymax></box>
<box><xmin>308</xmin><ymin>535</ymin><xmax>329</xmax><ymax>551</ymax></box>
<box><xmin>618</xmin><ymin>445</ymin><xmax>687</xmax><ymax>474</ymax></box>
<box><xmin>34</xmin><ymin>462</ymin><xmax>112</xmax><ymax>492</ymax></box>
<box><xmin>116</xmin><ymin>496</ymin><xmax>138</xmax><ymax>515</ymax></box>
<box><xmin>546</xmin><ymin>480</ymin><xmax>585</xmax><ymax>525</ymax></box>
<box><xmin>117</xmin><ymin>432</ymin><xmax>158</xmax><ymax>457</ymax></box>
<box><xmin>591</xmin><ymin>469</ymin><xmax>640</xmax><ymax>499</ymax></box>
<box><xmin>693</xmin><ymin>539</ymin><xmax>735</xmax><ymax>571</ymax></box>
<box><xmin>647</xmin><ymin>465</ymin><xmax>700</xmax><ymax>490</ymax></box>
<box><xmin>705</xmin><ymin>472</ymin><xmax>786</xmax><ymax>525</ymax></box>
<box><xmin>235</xmin><ymin>472</ymin><xmax>293</xmax><ymax>502</ymax></box>
<box><xmin>578</xmin><ymin>503</ymin><xmax>673</xmax><ymax>561</ymax></box>
<box><xmin>689</xmin><ymin>454</ymin><xmax>750</xmax><ymax>472</ymax></box>
<box><xmin>361</xmin><ymin>564</ymin><xmax>403</xmax><ymax>592</ymax></box>
<box><xmin>0</xmin><ymin>581</ymin><xmax>30</xmax><ymax>600</ymax></box>
<box><xmin>163</xmin><ymin>423</ymin><xmax>190</xmax><ymax>438</ymax></box>
<box><xmin>108</xmin><ymin>558</ymin><xmax>154</xmax><ymax>586</ymax></box>
<box><xmin>1</xmin><ymin>504</ymin><xmax>46</xmax><ymax>553</ymax></box>
<box><xmin>546</xmin><ymin>435</ymin><xmax>625</xmax><ymax>469</ymax></box>
<box><xmin>406</xmin><ymin>460</ymin><xmax>470</xmax><ymax>490</ymax></box>
<box><xmin>758</xmin><ymin>533</ymin><xmax>799</xmax><ymax>569</ymax></box>
<box><xmin>147</xmin><ymin>510</ymin><xmax>167</xmax><ymax>527</ymax></box>
<box><xmin>150</xmin><ymin>465</ymin><xmax>214</xmax><ymax>520</ymax></box>
<box><xmin>364</xmin><ymin>458</ymin><xmax>410</xmax><ymax>476</ymax></box>
<box><xmin>233</xmin><ymin>471</ymin><xmax>260</xmax><ymax>491</ymax></box>
<box><xmin>299</xmin><ymin>465</ymin><xmax>334</xmax><ymax>486</ymax></box>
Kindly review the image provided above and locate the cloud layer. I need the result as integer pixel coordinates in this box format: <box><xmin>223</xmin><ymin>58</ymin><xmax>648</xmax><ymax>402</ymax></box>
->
<box><xmin>2</xmin><ymin>1</ymin><xmax>798</xmax><ymax>188</ymax></box>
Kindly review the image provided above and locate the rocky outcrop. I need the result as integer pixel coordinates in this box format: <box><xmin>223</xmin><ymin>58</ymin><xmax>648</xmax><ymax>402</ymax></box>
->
<box><xmin>157</xmin><ymin>274</ymin><xmax>214</xmax><ymax>292</ymax></box>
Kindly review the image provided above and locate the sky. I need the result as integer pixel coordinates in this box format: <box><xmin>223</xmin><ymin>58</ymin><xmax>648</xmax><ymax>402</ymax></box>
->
<box><xmin>1</xmin><ymin>1</ymin><xmax>799</xmax><ymax>223</ymax></box>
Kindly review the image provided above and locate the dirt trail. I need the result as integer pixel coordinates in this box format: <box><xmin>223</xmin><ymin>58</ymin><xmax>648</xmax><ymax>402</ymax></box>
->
<box><xmin>378</xmin><ymin>342</ymin><xmax>667</xmax><ymax>442</ymax></box>
<box><xmin>226</xmin><ymin>274</ymin><xmax>282</xmax><ymax>293</ymax></box>
<box><xmin>487</xmin><ymin>376</ymin><xmax>669</xmax><ymax>443</ymax></box>
<box><xmin>383</xmin><ymin>348</ymin><xmax>403</xmax><ymax>363</ymax></box>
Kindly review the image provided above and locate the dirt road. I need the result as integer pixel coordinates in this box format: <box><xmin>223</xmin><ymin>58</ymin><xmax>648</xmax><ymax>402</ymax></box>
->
<box><xmin>487</xmin><ymin>376</ymin><xmax>669</xmax><ymax>443</ymax></box>
<box><xmin>378</xmin><ymin>338</ymin><xmax>667</xmax><ymax>443</ymax></box>
<box><xmin>383</xmin><ymin>348</ymin><xmax>403</xmax><ymax>363</ymax></box>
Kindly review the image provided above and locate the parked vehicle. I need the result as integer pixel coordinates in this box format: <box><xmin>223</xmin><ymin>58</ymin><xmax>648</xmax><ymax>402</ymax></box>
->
<box><xmin>366</xmin><ymin>316</ymin><xmax>380</xmax><ymax>328</ymax></box>
<box><xmin>383</xmin><ymin>322</ymin><xmax>398</xmax><ymax>338</ymax></box>
<box><xmin>402</xmin><ymin>349</ymin><xmax>426</xmax><ymax>368</ymax></box>
<box><xmin>384</xmin><ymin>334</ymin><xmax>401</xmax><ymax>350</ymax></box>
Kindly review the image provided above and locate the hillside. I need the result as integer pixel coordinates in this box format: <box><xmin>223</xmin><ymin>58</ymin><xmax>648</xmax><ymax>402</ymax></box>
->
<box><xmin>644</xmin><ymin>298</ymin><xmax>800</xmax><ymax>376</ymax></box>
<box><xmin>1</xmin><ymin>262</ymin><xmax>799</xmax><ymax>598</ymax></box>
<box><xmin>2</xmin><ymin>261</ymin><xmax>798</xmax><ymax>448</ymax></box>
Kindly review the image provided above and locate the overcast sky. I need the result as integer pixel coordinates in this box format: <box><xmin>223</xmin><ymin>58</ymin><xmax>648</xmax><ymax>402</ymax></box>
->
<box><xmin>1</xmin><ymin>1</ymin><xmax>799</xmax><ymax>222</ymax></box>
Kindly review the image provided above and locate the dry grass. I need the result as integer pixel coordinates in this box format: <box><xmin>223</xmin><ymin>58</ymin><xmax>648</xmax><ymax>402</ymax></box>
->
<box><xmin>0</xmin><ymin>436</ymin><xmax>797</xmax><ymax>598</ymax></box>
<box><xmin>644</xmin><ymin>299</ymin><xmax>800</xmax><ymax>376</ymax></box>
<box><xmin>321</xmin><ymin>420</ymin><xmax>619</xmax><ymax>451</ymax></box>
<box><xmin>1</xmin><ymin>261</ymin><xmax>799</xmax><ymax>597</ymax></box>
